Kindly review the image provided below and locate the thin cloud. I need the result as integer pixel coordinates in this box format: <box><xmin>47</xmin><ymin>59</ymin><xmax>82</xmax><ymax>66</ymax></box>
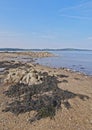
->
<box><xmin>59</xmin><ymin>1</ymin><xmax>92</xmax><ymax>12</ymax></box>
<box><xmin>59</xmin><ymin>4</ymin><xmax>82</xmax><ymax>13</ymax></box>
<box><xmin>88</xmin><ymin>37</ymin><xmax>92</xmax><ymax>40</ymax></box>
<box><xmin>59</xmin><ymin>1</ymin><xmax>92</xmax><ymax>20</ymax></box>
<box><xmin>60</xmin><ymin>14</ymin><xmax>92</xmax><ymax>20</ymax></box>
<box><xmin>31</xmin><ymin>32</ymin><xmax>56</xmax><ymax>39</ymax></box>
<box><xmin>39</xmin><ymin>34</ymin><xmax>56</xmax><ymax>39</ymax></box>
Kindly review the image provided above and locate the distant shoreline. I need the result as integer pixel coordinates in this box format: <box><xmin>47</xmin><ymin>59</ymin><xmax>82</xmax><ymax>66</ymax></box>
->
<box><xmin>0</xmin><ymin>48</ymin><xmax>92</xmax><ymax>52</ymax></box>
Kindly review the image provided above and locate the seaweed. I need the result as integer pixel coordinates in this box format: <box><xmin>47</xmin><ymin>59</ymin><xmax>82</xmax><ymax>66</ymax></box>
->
<box><xmin>2</xmin><ymin>72</ymin><xmax>89</xmax><ymax>123</ymax></box>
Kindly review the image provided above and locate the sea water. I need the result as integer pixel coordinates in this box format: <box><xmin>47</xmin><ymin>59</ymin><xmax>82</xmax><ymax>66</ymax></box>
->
<box><xmin>36</xmin><ymin>50</ymin><xmax>92</xmax><ymax>76</ymax></box>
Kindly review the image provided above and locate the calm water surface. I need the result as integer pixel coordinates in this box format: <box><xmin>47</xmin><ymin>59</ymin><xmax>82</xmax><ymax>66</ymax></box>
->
<box><xmin>36</xmin><ymin>51</ymin><xmax>92</xmax><ymax>75</ymax></box>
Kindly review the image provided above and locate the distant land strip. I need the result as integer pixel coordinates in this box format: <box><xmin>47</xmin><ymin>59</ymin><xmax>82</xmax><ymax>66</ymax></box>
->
<box><xmin>0</xmin><ymin>48</ymin><xmax>92</xmax><ymax>52</ymax></box>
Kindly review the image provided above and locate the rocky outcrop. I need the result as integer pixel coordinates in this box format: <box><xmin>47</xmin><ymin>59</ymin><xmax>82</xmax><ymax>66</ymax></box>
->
<box><xmin>4</xmin><ymin>67</ymin><xmax>43</xmax><ymax>85</ymax></box>
<box><xmin>0</xmin><ymin>52</ymin><xmax>54</xmax><ymax>62</ymax></box>
<box><xmin>17</xmin><ymin>52</ymin><xmax>54</xmax><ymax>58</ymax></box>
<box><xmin>4</xmin><ymin>68</ymin><xmax>26</xmax><ymax>84</ymax></box>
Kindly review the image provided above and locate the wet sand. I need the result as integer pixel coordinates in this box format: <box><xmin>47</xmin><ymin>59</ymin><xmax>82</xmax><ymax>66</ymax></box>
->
<box><xmin>0</xmin><ymin>52</ymin><xmax>92</xmax><ymax>130</ymax></box>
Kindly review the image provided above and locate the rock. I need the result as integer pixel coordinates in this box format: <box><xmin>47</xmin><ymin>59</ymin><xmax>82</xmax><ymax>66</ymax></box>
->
<box><xmin>21</xmin><ymin>70</ymin><xmax>43</xmax><ymax>85</ymax></box>
<box><xmin>4</xmin><ymin>68</ymin><xmax>26</xmax><ymax>84</ymax></box>
<box><xmin>4</xmin><ymin>67</ymin><xmax>43</xmax><ymax>85</ymax></box>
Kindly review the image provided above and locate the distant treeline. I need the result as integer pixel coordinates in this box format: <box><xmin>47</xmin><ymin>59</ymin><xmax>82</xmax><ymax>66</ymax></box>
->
<box><xmin>0</xmin><ymin>48</ymin><xmax>92</xmax><ymax>52</ymax></box>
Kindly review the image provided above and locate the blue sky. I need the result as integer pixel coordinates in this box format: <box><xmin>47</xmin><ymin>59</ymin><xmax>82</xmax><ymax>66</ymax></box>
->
<box><xmin>0</xmin><ymin>0</ymin><xmax>92</xmax><ymax>49</ymax></box>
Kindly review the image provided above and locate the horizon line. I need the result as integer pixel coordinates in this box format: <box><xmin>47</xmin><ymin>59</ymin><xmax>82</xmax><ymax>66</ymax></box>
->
<box><xmin>0</xmin><ymin>48</ymin><xmax>92</xmax><ymax>51</ymax></box>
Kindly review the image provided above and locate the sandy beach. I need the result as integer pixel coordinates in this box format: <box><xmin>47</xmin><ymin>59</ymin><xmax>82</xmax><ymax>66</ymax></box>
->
<box><xmin>0</xmin><ymin>52</ymin><xmax>92</xmax><ymax>130</ymax></box>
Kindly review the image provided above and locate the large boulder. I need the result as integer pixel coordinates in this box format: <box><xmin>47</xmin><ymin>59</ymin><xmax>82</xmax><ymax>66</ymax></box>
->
<box><xmin>21</xmin><ymin>69</ymin><xmax>43</xmax><ymax>85</ymax></box>
<box><xmin>4</xmin><ymin>67</ymin><xmax>43</xmax><ymax>85</ymax></box>
<box><xmin>4</xmin><ymin>68</ymin><xmax>26</xmax><ymax>84</ymax></box>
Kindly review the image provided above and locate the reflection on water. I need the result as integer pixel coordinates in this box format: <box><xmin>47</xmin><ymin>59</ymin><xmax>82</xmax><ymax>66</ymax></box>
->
<box><xmin>36</xmin><ymin>51</ymin><xmax>92</xmax><ymax>75</ymax></box>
